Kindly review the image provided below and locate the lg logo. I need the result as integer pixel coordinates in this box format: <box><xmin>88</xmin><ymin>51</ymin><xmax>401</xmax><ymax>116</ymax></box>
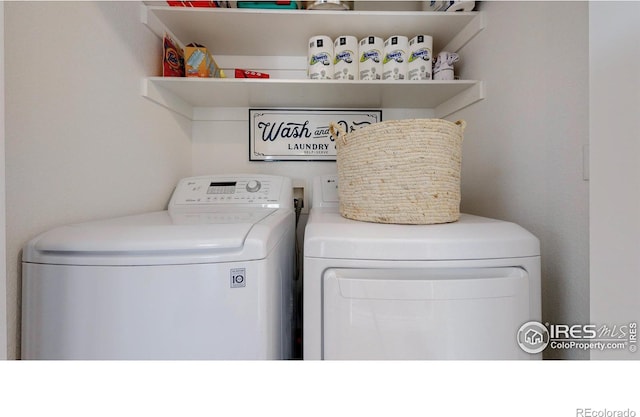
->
<box><xmin>230</xmin><ymin>268</ymin><xmax>246</xmax><ymax>288</ymax></box>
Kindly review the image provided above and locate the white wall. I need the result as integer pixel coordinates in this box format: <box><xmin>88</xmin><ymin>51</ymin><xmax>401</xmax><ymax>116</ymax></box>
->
<box><xmin>447</xmin><ymin>1</ymin><xmax>590</xmax><ymax>359</ymax></box>
<box><xmin>4</xmin><ymin>1</ymin><xmax>192</xmax><ymax>359</ymax></box>
<box><xmin>589</xmin><ymin>2</ymin><xmax>640</xmax><ymax>360</ymax></box>
<box><xmin>1</xmin><ymin>1</ymin><xmax>7</xmax><ymax>360</ymax></box>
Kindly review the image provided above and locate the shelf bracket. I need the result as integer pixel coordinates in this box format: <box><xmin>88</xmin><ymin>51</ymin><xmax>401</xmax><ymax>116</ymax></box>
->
<box><xmin>443</xmin><ymin>12</ymin><xmax>485</xmax><ymax>53</ymax></box>
<box><xmin>142</xmin><ymin>79</ymin><xmax>193</xmax><ymax>120</ymax></box>
<box><xmin>435</xmin><ymin>81</ymin><xmax>485</xmax><ymax>118</ymax></box>
<box><xmin>141</xmin><ymin>4</ymin><xmax>184</xmax><ymax>47</ymax></box>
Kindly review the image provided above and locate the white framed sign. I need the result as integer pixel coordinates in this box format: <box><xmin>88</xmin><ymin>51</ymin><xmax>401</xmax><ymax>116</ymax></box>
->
<box><xmin>249</xmin><ymin>109</ymin><xmax>382</xmax><ymax>161</ymax></box>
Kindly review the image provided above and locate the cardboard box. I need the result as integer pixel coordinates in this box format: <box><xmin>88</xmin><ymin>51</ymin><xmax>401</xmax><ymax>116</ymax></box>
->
<box><xmin>185</xmin><ymin>43</ymin><xmax>226</xmax><ymax>78</ymax></box>
<box><xmin>167</xmin><ymin>1</ymin><xmax>237</xmax><ymax>7</ymax></box>
<box><xmin>234</xmin><ymin>69</ymin><xmax>270</xmax><ymax>78</ymax></box>
<box><xmin>163</xmin><ymin>33</ymin><xmax>184</xmax><ymax>77</ymax></box>
<box><xmin>237</xmin><ymin>1</ymin><xmax>299</xmax><ymax>8</ymax></box>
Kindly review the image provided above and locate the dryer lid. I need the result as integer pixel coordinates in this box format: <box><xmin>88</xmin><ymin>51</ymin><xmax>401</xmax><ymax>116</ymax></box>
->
<box><xmin>23</xmin><ymin>209</ymin><xmax>279</xmax><ymax>265</ymax></box>
<box><xmin>304</xmin><ymin>211</ymin><xmax>540</xmax><ymax>260</ymax></box>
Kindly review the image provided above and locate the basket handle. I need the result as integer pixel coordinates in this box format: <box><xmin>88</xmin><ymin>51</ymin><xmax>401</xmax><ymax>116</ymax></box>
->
<box><xmin>455</xmin><ymin>120</ymin><xmax>467</xmax><ymax>132</ymax></box>
<box><xmin>329</xmin><ymin>122</ymin><xmax>348</xmax><ymax>145</ymax></box>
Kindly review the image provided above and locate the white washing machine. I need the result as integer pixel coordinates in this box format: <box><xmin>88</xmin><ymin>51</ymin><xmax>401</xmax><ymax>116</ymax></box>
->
<box><xmin>22</xmin><ymin>174</ymin><xmax>295</xmax><ymax>360</ymax></box>
<box><xmin>303</xmin><ymin>175</ymin><xmax>541</xmax><ymax>360</ymax></box>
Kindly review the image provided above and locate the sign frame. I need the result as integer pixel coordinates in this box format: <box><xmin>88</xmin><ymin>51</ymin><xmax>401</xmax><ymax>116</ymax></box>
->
<box><xmin>248</xmin><ymin>109</ymin><xmax>382</xmax><ymax>161</ymax></box>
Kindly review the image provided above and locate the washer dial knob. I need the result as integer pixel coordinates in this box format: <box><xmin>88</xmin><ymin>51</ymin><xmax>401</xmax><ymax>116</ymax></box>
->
<box><xmin>246</xmin><ymin>180</ymin><xmax>262</xmax><ymax>193</ymax></box>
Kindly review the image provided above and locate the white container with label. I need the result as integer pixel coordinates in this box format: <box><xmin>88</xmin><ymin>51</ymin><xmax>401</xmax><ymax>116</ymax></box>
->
<box><xmin>383</xmin><ymin>35</ymin><xmax>408</xmax><ymax>80</ymax></box>
<box><xmin>358</xmin><ymin>36</ymin><xmax>383</xmax><ymax>80</ymax></box>
<box><xmin>408</xmin><ymin>35</ymin><xmax>434</xmax><ymax>80</ymax></box>
<box><xmin>308</xmin><ymin>35</ymin><xmax>334</xmax><ymax>79</ymax></box>
<box><xmin>333</xmin><ymin>35</ymin><xmax>358</xmax><ymax>80</ymax></box>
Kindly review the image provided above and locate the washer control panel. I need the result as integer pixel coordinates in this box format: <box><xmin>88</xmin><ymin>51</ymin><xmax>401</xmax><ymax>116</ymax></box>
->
<box><xmin>169</xmin><ymin>175</ymin><xmax>289</xmax><ymax>209</ymax></box>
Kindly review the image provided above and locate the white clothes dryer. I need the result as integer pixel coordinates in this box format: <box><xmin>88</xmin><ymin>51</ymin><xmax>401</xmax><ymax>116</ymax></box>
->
<box><xmin>303</xmin><ymin>175</ymin><xmax>541</xmax><ymax>360</ymax></box>
<box><xmin>22</xmin><ymin>174</ymin><xmax>295</xmax><ymax>360</ymax></box>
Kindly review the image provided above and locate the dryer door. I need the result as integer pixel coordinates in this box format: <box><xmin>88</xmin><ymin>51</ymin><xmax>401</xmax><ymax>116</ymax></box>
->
<box><xmin>322</xmin><ymin>267</ymin><xmax>531</xmax><ymax>359</ymax></box>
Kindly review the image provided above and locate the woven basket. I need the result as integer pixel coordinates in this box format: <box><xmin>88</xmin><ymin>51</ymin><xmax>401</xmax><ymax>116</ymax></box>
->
<box><xmin>330</xmin><ymin>118</ymin><xmax>466</xmax><ymax>225</ymax></box>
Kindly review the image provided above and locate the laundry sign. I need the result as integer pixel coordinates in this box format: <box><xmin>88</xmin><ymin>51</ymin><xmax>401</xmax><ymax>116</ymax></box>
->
<box><xmin>249</xmin><ymin>109</ymin><xmax>382</xmax><ymax>161</ymax></box>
